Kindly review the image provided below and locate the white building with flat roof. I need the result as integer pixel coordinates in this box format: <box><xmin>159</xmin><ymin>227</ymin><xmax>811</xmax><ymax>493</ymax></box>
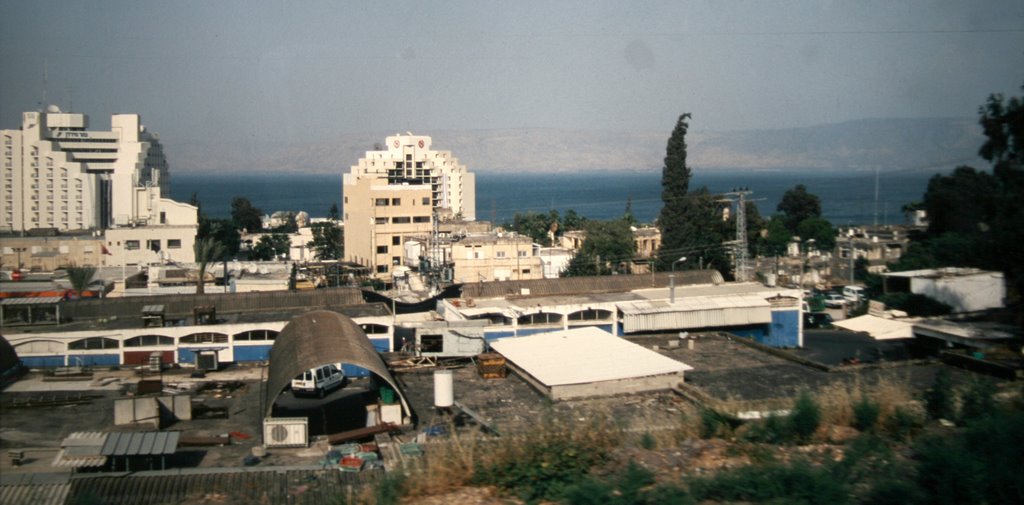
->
<box><xmin>2</xmin><ymin>106</ymin><xmax>195</xmax><ymax>233</ymax></box>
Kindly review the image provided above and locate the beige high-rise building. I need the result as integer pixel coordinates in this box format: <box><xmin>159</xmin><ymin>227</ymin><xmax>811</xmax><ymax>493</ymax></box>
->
<box><xmin>343</xmin><ymin>134</ymin><xmax>475</xmax><ymax>279</ymax></box>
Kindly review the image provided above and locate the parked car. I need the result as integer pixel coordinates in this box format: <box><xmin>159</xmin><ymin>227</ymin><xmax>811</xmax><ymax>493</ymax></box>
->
<box><xmin>843</xmin><ymin>285</ymin><xmax>866</xmax><ymax>304</ymax></box>
<box><xmin>291</xmin><ymin>363</ymin><xmax>345</xmax><ymax>398</ymax></box>
<box><xmin>803</xmin><ymin>312</ymin><xmax>835</xmax><ymax>329</ymax></box>
<box><xmin>824</xmin><ymin>293</ymin><xmax>846</xmax><ymax>308</ymax></box>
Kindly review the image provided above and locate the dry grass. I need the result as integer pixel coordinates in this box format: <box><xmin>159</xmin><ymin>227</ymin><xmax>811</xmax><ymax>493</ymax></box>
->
<box><xmin>815</xmin><ymin>374</ymin><xmax>917</xmax><ymax>429</ymax></box>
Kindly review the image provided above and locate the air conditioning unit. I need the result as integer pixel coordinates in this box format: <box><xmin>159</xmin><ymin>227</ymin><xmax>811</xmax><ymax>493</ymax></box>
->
<box><xmin>263</xmin><ymin>417</ymin><xmax>308</xmax><ymax>448</ymax></box>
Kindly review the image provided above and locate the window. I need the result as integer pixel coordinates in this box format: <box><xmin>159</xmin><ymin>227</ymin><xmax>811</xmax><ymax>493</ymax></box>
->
<box><xmin>392</xmin><ymin>236</ymin><xmax>401</xmax><ymax>246</ymax></box>
<box><xmin>374</xmin><ymin>198</ymin><xmax>389</xmax><ymax>206</ymax></box>
<box><xmin>376</xmin><ymin>245</ymin><xmax>388</xmax><ymax>254</ymax></box>
<box><xmin>179</xmin><ymin>332</ymin><xmax>228</xmax><ymax>344</ymax></box>
<box><xmin>68</xmin><ymin>337</ymin><xmax>119</xmax><ymax>350</ymax></box>
<box><xmin>517</xmin><ymin>312</ymin><xmax>563</xmax><ymax>325</ymax></box>
<box><xmin>125</xmin><ymin>335</ymin><xmax>174</xmax><ymax>347</ymax></box>
<box><xmin>392</xmin><ymin>256</ymin><xmax>401</xmax><ymax>265</ymax></box>
<box><xmin>413</xmin><ymin>216</ymin><xmax>430</xmax><ymax>223</ymax></box>
<box><xmin>519</xmin><ymin>250</ymin><xmax>528</xmax><ymax>257</ymax></box>
<box><xmin>167</xmin><ymin>239</ymin><xmax>181</xmax><ymax>249</ymax></box>
<box><xmin>422</xmin><ymin>197</ymin><xmax>430</xmax><ymax>205</ymax></box>
<box><xmin>233</xmin><ymin>330</ymin><xmax>278</xmax><ymax>341</ymax></box>
<box><xmin>391</xmin><ymin>217</ymin><xmax>410</xmax><ymax>224</ymax></box>
<box><xmin>375</xmin><ymin>217</ymin><xmax>388</xmax><ymax>224</ymax></box>
<box><xmin>147</xmin><ymin>239</ymin><xmax>161</xmax><ymax>252</ymax></box>
<box><xmin>420</xmin><ymin>334</ymin><xmax>443</xmax><ymax>353</ymax></box>
<box><xmin>391</xmin><ymin>198</ymin><xmax>401</xmax><ymax>206</ymax></box>
<box><xmin>496</xmin><ymin>251</ymin><xmax>506</xmax><ymax>258</ymax></box>
<box><xmin>344</xmin><ymin>196</ymin><xmax>348</xmax><ymax>204</ymax></box>
<box><xmin>568</xmin><ymin>309</ymin><xmax>613</xmax><ymax>322</ymax></box>
<box><xmin>160</xmin><ymin>211</ymin><xmax>166</xmax><ymax>224</ymax></box>
<box><xmin>125</xmin><ymin>240</ymin><xmax>140</xmax><ymax>250</ymax></box>
<box><xmin>376</xmin><ymin>264</ymin><xmax>389</xmax><ymax>273</ymax></box>
<box><xmin>360</xmin><ymin>323</ymin><xmax>389</xmax><ymax>335</ymax></box>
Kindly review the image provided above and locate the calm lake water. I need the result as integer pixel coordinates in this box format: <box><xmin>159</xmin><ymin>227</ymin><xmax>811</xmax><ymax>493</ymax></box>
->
<box><xmin>172</xmin><ymin>169</ymin><xmax>942</xmax><ymax>227</ymax></box>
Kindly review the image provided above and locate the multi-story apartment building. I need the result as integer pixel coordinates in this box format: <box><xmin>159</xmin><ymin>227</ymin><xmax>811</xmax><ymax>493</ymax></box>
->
<box><xmin>1</xmin><ymin>106</ymin><xmax>198</xmax><ymax>268</ymax></box>
<box><xmin>343</xmin><ymin>134</ymin><xmax>475</xmax><ymax>280</ymax></box>
<box><xmin>450</xmin><ymin>232</ymin><xmax>544</xmax><ymax>283</ymax></box>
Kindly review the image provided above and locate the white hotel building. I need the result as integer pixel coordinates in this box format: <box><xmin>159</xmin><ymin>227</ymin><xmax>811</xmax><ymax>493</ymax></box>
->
<box><xmin>343</xmin><ymin>134</ymin><xmax>475</xmax><ymax>279</ymax></box>
<box><xmin>1</xmin><ymin>107</ymin><xmax>198</xmax><ymax>265</ymax></box>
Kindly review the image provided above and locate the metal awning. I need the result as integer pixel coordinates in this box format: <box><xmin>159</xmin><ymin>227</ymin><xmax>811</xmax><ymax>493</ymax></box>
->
<box><xmin>1</xmin><ymin>297</ymin><xmax>64</xmax><ymax>306</ymax></box>
<box><xmin>102</xmin><ymin>431</ymin><xmax>179</xmax><ymax>456</ymax></box>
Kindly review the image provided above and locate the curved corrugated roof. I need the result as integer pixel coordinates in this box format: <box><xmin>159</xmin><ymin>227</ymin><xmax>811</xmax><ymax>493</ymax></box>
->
<box><xmin>264</xmin><ymin>310</ymin><xmax>409</xmax><ymax>419</ymax></box>
<box><xmin>0</xmin><ymin>335</ymin><xmax>18</xmax><ymax>375</ymax></box>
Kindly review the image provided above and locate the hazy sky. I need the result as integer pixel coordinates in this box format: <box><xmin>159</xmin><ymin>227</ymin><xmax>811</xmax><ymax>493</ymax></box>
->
<box><xmin>2</xmin><ymin>0</ymin><xmax>1023</xmax><ymax>146</ymax></box>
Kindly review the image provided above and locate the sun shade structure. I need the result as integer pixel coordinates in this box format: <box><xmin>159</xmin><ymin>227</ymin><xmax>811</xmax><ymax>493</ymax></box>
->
<box><xmin>264</xmin><ymin>310</ymin><xmax>410</xmax><ymax>420</ymax></box>
<box><xmin>490</xmin><ymin>326</ymin><xmax>693</xmax><ymax>400</ymax></box>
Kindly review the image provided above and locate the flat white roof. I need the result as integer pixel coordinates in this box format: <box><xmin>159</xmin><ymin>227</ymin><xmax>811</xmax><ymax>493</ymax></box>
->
<box><xmin>490</xmin><ymin>327</ymin><xmax>692</xmax><ymax>387</ymax></box>
<box><xmin>833</xmin><ymin>314</ymin><xmax>916</xmax><ymax>340</ymax></box>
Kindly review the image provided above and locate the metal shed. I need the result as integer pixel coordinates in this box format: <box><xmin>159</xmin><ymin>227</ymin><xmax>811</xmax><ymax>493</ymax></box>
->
<box><xmin>490</xmin><ymin>326</ymin><xmax>693</xmax><ymax>400</ymax></box>
<box><xmin>617</xmin><ymin>294</ymin><xmax>772</xmax><ymax>334</ymax></box>
<box><xmin>263</xmin><ymin>310</ymin><xmax>411</xmax><ymax>422</ymax></box>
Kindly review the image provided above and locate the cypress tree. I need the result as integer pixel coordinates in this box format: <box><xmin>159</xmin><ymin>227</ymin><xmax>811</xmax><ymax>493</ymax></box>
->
<box><xmin>657</xmin><ymin>113</ymin><xmax>693</xmax><ymax>270</ymax></box>
<box><xmin>656</xmin><ymin>113</ymin><xmax>732</xmax><ymax>275</ymax></box>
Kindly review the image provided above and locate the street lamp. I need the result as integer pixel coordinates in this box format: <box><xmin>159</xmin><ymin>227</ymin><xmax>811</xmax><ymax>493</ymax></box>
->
<box><xmin>671</xmin><ymin>256</ymin><xmax>687</xmax><ymax>272</ymax></box>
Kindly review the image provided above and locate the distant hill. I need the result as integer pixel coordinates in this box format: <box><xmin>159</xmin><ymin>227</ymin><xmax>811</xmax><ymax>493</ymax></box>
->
<box><xmin>171</xmin><ymin>117</ymin><xmax>987</xmax><ymax>175</ymax></box>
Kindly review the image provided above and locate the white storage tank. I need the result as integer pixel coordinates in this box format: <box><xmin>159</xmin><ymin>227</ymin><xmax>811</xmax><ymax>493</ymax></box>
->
<box><xmin>434</xmin><ymin>370</ymin><xmax>454</xmax><ymax>408</ymax></box>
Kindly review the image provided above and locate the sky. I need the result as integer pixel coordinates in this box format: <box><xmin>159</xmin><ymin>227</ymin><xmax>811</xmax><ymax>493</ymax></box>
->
<box><xmin>2</xmin><ymin>0</ymin><xmax>1023</xmax><ymax>147</ymax></box>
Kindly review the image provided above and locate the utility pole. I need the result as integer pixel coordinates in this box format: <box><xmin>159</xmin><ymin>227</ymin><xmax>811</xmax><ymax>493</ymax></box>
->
<box><xmin>725</xmin><ymin>188</ymin><xmax>753</xmax><ymax>282</ymax></box>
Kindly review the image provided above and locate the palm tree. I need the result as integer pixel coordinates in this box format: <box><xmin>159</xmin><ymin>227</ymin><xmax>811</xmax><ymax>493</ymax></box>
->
<box><xmin>66</xmin><ymin>264</ymin><xmax>97</xmax><ymax>300</ymax></box>
<box><xmin>194</xmin><ymin>237</ymin><xmax>226</xmax><ymax>295</ymax></box>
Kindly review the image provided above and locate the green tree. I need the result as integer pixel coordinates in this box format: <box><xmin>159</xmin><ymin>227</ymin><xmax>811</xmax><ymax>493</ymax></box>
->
<box><xmin>796</xmin><ymin>216</ymin><xmax>836</xmax><ymax>252</ymax></box>
<box><xmin>760</xmin><ymin>216</ymin><xmax>791</xmax><ymax>257</ymax></box>
<box><xmin>659</xmin><ymin>187</ymin><xmax>732</xmax><ymax>276</ymax></box>
<box><xmin>193</xmin><ymin>237</ymin><xmax>226</xmax><ymax>295</ymax></box>
<box><xmin>564</xmin><ymin>219</ymin><xmax>636</xmax><ymax>276</ymax></box>
<box><xmin>657</xmin><ymin>113</ymin><xmax>694</xmax><ymax>270</ymax></box>
<box><xmin>508</xmin><ymin>210</ymin><xmax>559</xmax><ymax>246</ymax></box>
<box><xmin>327</xmin><ymin>203</ymin><xmax>340</xmax><ymax>221</ymax></box>
<box><xmin>777</xmin><ymin>184</ymin><xmax>822</xmax><ymax>234</ymax></box>
<box><xmin>623</xmin><ymin>196</ymin><xmax>637</xmax><ymax>227</ymax></box>
<box><xmin>562</xmin><ymin>209</ymin><xmax>585</xmax><ymax>231</ymax></box>
<box><xmin>65</xmin><ymin>264</ymin><xmax>97</xmax><ymax>299</ymax></box>
<box><xmin>251</xmin><ymin>234</ymin><xmax>291</xmax><ymax>261</ymax></box>
<box><xmin>309</xmin><ymin>222</ymin><xmax>344</xmax><ymax>260</ymax></box>
<box><xmin>231</xmin><ymin>197</ymin><xmax>263</xmax><ymax>233</ymax></box>
<box><xmin>204</xmin><ymin>219</ymin><xmax>241</xmax><ymax>258</ymax></box>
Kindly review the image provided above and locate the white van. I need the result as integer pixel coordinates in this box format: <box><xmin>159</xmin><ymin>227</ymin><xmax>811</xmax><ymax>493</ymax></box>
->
<box><xmin>843</xmin><ymin>286</ymin><xmax>866</xmax><ymax>304</ymax></box>
<box><xmin>291</xmin><ymin>363</ymin><xmax>345</xmax><ymax>398</ymax></box>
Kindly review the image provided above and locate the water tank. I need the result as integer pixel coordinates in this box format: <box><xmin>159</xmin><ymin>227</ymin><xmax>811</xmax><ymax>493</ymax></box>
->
<box><xmin>433</xmin><ymin>370</ymin><xmax>454</xmax><ymax>408</ymax></box>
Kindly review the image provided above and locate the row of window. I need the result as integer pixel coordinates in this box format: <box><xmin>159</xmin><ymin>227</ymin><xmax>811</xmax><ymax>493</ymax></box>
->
<box><xmin>467</xmin><ymin>309</ymin><xmax>614</xmax><ymax>326</ymax></box>
<box><xmin>66</xmin><ymin>330</ymin><xmax>280</xmax><ymax>350</ymax></box>
<box><xmin>374</xmin><ymin>197</ymin><xmax>432</xmax><ymax>207</ymax></box>
<box><xmin>124</xmin><ymin>239</ymin><xmax>182</xmax><ymax>251</ymax></box>
<box><xmin>374</xmin><ymin>216</ymin><xmax>431</xmax><ymax>225</ymax></box>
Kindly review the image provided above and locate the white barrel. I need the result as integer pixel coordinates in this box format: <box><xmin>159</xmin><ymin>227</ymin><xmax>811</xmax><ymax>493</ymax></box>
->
<box><xmin>434</xmin><ymin>369</ymin><xmax>454</xmax><ymax>408</ymax></box>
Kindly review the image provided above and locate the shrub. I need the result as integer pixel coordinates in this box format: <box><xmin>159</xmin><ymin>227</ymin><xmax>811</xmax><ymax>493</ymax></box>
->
<box><xmin>699</xmin><ymin>408</ymin><xmax>728</xmax><ymax>439</ymax></box>
<box><xmin>790</xmin><ymin>392</ymin><xmax>821</xmax><ymax>443</ymax></box>
<box><xmin>862</xmin><ymin>478</ymin><xmax>926</xmax><ymax>505</ymax></box>
<box><xmin>565</xmin><ymin>462</ymin><xmax>693</xmax><ymax>505</ymax></box>
<box><xmin>883</xmin><ymin>405</ymin><xmax>922</xmax><ymax>442</ymax></box>
<box><xmin>852</xmin><ymin>395</ymin><xmax>881</xmax><ymax>432</ymax></box>
<box><xmin>472</xmin><ymin>416</ymin><xmax>618</xmax><ymax>503</ymax></box>
<box><xmin>958</xmin><ymin>378</ymin><xmax>996</xmax><ymax>425</ymax></box>
<box><xmin>689</xmin><ymin>460</ymin><xmax>850</xmax><ymax>505</ymax></box>
<box><xmin>639</xmin><ymin>432</ymin><xmax>656</xmax><ymax>450</ymax></box>
<box><xmin>924</xmin><ymin>369</ymin><xmax>955</xmax><ymax>421</ymax></box>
